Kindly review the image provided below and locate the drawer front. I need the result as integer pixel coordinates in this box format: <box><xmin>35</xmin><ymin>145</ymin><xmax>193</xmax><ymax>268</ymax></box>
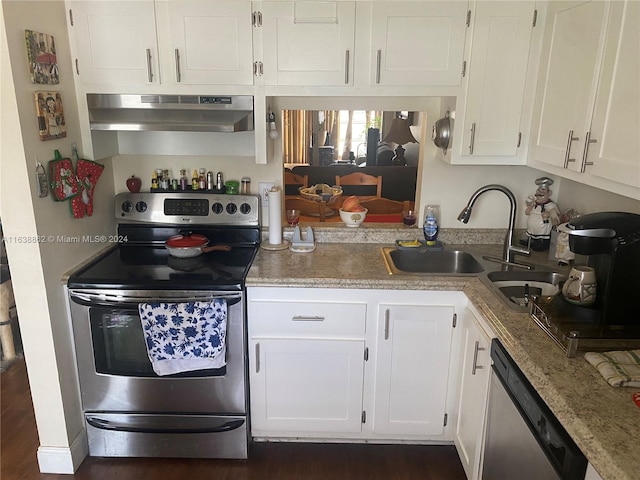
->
<box><xmin>249</xmin><ymin>300</ymin><xmax>366</xmax><ymax>336</ymax></box>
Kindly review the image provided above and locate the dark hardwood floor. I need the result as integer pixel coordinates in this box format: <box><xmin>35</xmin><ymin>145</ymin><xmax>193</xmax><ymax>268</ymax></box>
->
<box><xmin>1</xmin><ymin>359</ymin><xmax>466</xmax><ymax>480</ymax></box>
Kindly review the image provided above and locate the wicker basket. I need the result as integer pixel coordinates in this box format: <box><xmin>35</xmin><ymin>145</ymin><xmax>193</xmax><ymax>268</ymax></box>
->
<box><xmin>299</xmin><ymin>184</ymin><xmax>342</xmax><ymax>204</ymax></box>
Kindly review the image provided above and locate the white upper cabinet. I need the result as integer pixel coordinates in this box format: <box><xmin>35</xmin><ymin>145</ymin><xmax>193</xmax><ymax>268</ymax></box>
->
<box><xmin>529</xmin><ymin>1</ymin><xmax>609</xmax><ymax>171</ymax></box>
<box><xmin>166</xmin><ymin>1</ymin><xmax>254</xmax><ymax>85</ymax></box>
<box><xmin>69</xmin><ymin>1</ymin><xmax>160</xmax><ymax>85</ymax></box>
<box><xmin>586</xmin><ymin>0</ymin><xmax>640</xmax><ymax>188</ymax></box>
<box><xmin>461</xmin><ymin>1</ymin><xmax>535</xmax><ymax>158</ymax></box>
<box><xmin>68</xmin><ymin>1</ymin><xmax>254</xmax><ymax>86</ymax></box>
<box><xmin>259</xmin><ymin>2</ymin><xmax>356</xmax><ymax>86</ymax></box>
<box><xmin>369</xmin><ymin>1</ymin><xmax>468</xmax><ymax>86</ymax></box>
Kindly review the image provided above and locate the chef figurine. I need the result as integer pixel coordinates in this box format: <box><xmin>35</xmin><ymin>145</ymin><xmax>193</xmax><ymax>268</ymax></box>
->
<box><xmin>524</xmin><ymin>177</ymin><xmax>560</xmax><ymax>251</ymax></box>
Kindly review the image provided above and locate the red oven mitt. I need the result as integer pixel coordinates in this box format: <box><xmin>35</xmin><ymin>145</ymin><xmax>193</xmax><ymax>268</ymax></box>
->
<box><xmin>70</xmin><ymin>158</ymin><xmax>105</xmax><ymax>218</ymax></box>
<box><xmin>48</xmin><ymin>156</ymin><xmax>79</xmax><ymax>201</ymax></box>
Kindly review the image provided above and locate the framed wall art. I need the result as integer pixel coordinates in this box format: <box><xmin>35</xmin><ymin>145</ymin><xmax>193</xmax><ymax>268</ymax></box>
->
<box><xmin>25</xmin><ymin>29</ymin><xmax>59</xmax><ymax>84</ymax></box>
<box><xmin>35</xmin><ymin>91</ymin><xmax>66</xmax><ymax>141</ymax></box>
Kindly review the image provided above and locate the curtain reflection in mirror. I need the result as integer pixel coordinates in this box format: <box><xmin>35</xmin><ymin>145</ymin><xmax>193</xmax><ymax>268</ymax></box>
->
<box><xmin>283</xmin><ymin>110</ymin><xmax>383</xmax><ymax>166</ymax></box>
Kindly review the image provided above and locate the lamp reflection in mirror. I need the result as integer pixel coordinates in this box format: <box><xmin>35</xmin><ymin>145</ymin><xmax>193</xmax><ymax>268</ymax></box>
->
<box><xmin>383</xmin><ymin>116</ymin><xmax>418</xmax><ymax>166</ymax></box>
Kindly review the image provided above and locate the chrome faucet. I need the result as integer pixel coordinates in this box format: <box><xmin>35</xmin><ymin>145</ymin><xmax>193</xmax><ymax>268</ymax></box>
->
<box><xmin>458</xmin><ymin>184</ymin><xmax>531</xmax><ymax>269</ymax></box>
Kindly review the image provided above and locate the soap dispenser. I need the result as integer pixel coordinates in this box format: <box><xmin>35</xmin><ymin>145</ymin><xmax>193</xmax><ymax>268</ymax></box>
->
<box><xmin>423</xmin><ymin>204</ymin><xmax>440</xmax><ymax>246</ymax></box>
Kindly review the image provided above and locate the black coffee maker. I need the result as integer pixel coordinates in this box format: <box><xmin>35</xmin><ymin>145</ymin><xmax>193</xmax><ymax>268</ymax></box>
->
<box><xmin>567</xmin><ymin>212</ymin><xmax>640</xmax><ymax>328</ymax></box>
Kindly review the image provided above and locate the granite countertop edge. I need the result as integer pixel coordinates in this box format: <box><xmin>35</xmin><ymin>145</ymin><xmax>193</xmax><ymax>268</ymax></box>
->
<box><xmin>247</xmin><ymin>241</ymin><xmax>637</xmax><ymax>480</ymax></box>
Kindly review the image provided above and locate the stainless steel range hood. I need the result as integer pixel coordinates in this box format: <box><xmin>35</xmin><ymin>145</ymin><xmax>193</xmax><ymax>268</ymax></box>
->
<box><xmin>87</xmin><ymin>94</ymin><xmax>254</xmax><ymax>133</ymax></box>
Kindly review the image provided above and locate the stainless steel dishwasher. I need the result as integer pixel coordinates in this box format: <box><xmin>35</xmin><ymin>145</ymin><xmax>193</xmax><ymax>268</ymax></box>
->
<box><xmin>482</xmin><ymin>339</ymin><xmax>587</xmax><ymax>480</ymax></box>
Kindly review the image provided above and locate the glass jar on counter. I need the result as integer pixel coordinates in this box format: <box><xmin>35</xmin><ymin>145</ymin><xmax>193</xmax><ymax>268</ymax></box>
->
<box><xmin>241</xmin><ymin>177</ymin><xmax>251</xmax><ymax>194</ymax></box>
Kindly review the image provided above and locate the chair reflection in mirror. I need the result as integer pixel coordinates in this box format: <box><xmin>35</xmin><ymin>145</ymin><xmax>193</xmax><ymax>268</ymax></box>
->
<box><xmin>284</xmin><ymin>196</ymin><xmax>327</xmax><ymax>222</ymax></box>
<box><xmin>360</xmin><ymin>198</ymin><xmax>412</xmax><ymax>214</ymax></box>
<box><xmin>335</xmin><ymin>172</ymin><xmax>382</xmax><ymax>199</ymax></box>
<box><xmin>284</xmin><ymin>171</ymin><xmax>309</xmax><ymax>196</ymax></box>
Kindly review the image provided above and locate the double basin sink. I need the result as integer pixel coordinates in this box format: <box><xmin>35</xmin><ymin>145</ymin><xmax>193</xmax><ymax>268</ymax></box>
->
<box><xmin>380</xmin><ymin>247</ymin><xmax>566</xmax><ymax>312</ymax></box>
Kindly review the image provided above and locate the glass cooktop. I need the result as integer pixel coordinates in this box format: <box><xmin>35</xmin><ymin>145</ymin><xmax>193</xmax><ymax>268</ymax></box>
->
<box><xmin>67</xmin><ymin>245</ymin><xmax>257</xmax><ymax>291</ymax></box>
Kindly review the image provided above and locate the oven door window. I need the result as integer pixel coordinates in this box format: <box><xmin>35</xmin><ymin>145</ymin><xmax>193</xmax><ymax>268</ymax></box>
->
<box><xmin>89</xmin><ymin>307</ymin><xmax>225</xmax><ymax>378</ymax></box>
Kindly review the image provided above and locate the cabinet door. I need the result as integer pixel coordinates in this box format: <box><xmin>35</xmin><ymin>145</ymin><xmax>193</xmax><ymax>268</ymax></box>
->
<box><xmin>530</xmin><ymin>1</ymin><xmax>608</xmax><ymax>170</ymax></box>
<box><xmin>454</xmin><ymin>308</ymin><xmax>491</xmax><ymax>480</ymax></box>
<box><xmin>370</xmin><ymin>1</ymin><xmax>467</xmax><ymax>86</ymax></box>
<box><xmin>586</xmin><ymin>0</ymin><xmax>640</xmax><ymax>188</ymax></box>
<box><xmin>167</xmin><ymin>1</ymin><xmax>254</xmax><ymax>85</ymax></box>
<box><xmin>373</xmin><ymin>304</ymin><xmax>454</xmax><ymax>436</ymax></box>
<box><xmin>462</xmin><ymin>1</ymin><xmax>535</xmax><ymax>156</ymax></box>
<box><xmin>69</xmin><ymin>1</ymin><xmax>159</xmax><ymax>85</ymax></box>
<box><xmin>260</xmin><ymin>1</ymin><xmax>355</xmax><ymax>86</ymax></box>
<box><xmin>249</xmin><ymin>338</ymin><xmax>365</xmax><ymax>434</ymax></box>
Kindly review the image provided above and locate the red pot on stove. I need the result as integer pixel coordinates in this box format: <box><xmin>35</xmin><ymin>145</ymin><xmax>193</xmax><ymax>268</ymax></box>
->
<box><xmin>165</xmin><ymin>233</ymin><xmax>231</xmax><ymax>258</ymax></box>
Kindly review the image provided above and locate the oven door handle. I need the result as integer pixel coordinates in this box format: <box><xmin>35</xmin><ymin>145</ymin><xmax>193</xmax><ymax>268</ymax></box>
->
<box><xmin>86</xmin><ymin>416</ymin><xmax>245</xmax><ymax>434</ymax></box>
<box><xmin>69</xmin><ymin>290</ymin><xmax>242</xmax><ymax>307</ymax></box>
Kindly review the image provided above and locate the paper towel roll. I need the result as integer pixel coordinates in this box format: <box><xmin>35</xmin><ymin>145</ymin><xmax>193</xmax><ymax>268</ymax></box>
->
<box><xmin>267</xmin><ymin>187</ymin><xmax>282</xmax><ymax>245</ymax></box>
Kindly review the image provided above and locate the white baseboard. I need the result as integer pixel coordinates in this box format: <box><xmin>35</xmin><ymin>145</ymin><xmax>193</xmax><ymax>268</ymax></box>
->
<box><xmin>37</xmin><ymin>428</ymin><xmax>88</xmax><ymax>474</ymax></box>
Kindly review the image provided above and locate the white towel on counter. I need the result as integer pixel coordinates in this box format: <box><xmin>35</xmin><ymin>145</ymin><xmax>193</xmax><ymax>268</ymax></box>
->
<box><xmin>138</xmin><ymin>299</ymin><xmax>227</xmax><ymax>376</ymax></box>
<box><xmin>584</xmin><ymin>349</ymin><xmax>640</xmax><ymax>388</ymax></box>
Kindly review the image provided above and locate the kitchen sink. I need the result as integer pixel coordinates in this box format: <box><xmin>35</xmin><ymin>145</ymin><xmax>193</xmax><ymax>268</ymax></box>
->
<box><xmin>485</xmin><ymin>270</ymin><xmax>567</xmax><ymax>311</ymax></box>
<box><xmin>381</xmin><ymin>248</ymin><xmax>485</xmax><ymax>275</ymax></box>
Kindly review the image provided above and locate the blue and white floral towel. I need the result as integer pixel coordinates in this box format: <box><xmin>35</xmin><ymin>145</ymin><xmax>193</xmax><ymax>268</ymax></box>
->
<box><xmin>584</xmin><ymin>349</ymin><xmax>640</xmax><ymax>388</ymax></box>
<box><xmin>138</xmin><ymin>300</ymin><xmax>227</xmax><ymax>376</ymax></box>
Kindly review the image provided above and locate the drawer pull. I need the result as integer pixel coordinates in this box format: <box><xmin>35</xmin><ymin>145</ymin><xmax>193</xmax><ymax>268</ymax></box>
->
<box><xmin>292</xmin><ymin>315</ymin><xmax>325</xmax><ymax>322</ymax></box>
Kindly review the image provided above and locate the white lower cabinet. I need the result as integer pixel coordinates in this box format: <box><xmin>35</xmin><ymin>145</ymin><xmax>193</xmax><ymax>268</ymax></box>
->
<box><xmin>250</xmin><ymin>337</ymin><xmax>365</xmax><ymax>434</ymax></box>
<box><xmin>247</xmin><ymin>287</ymin><xmax>465</xmax><ymax>441</ymax></box>
<box><xmin>453</xmin><ymin>305</ymin><xmax>493</xmax><ymax>480</ymax></box>
<box><xmin>373</xmin><ymin>304</ymin><xmax>455</xmax><ymax>437</ymax></box>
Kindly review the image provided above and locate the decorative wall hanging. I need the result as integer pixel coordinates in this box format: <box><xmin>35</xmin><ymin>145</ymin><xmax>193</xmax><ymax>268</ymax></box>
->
<box><xmin>35</xmin><ymin>91</ymin><xmax>66</xmax><ymax>141</ymax></box>
<box><xmin>25</xmin><ymin>29</ymin><xmax>59</xmax><ymax>84</ymax></box>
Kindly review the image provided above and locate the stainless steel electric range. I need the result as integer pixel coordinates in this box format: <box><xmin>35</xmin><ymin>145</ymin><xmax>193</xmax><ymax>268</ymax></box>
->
<box><xmin>67</xmin><ymin>192</ymin><xmax>260</xmax><ymax>459</ymax></box>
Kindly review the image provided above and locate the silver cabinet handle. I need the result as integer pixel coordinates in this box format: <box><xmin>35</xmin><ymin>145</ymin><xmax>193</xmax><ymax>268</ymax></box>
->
<box><xmin>471</xmin><ymin>340</ymin><xmax>486</xmax><ymax>375</ymax></box>
<box><xmin>376</xmin><ymin>50</ymin><xmax>382</xmax><ymax>84</ymax></box>
<box><xmin>292</xmin><ymin>315</ymin><xmax>325</xmax><ymax>322</ymax></box>
<box><xmin>255</xmin><ymin>343</ymin><xmax>260</xmax><ymax>373</ymax></box>
<box><xmin>146</xmin><ymin>48</ymin><xmax>153</xmax><ymax>82</ymax></box>
<box><xmin>469</xmin><ymin>122</ymin><xmax>476</xmax><ymax>154</ymax></box>
<box><xmin>174</xmin><ymin>49</ymin><xmax>181</xmax><ymax>83</ymax></box>
<box><xmin>344</xmin><ymin>50</ymin><xmax>350</xmax><ymax>84</ymax></box>
<box><xmin>580</xmin><ymin>130</ymin><xmax>597</xmax><ymax>172</ymax></box>
<box><xmin>563</xmin><ymin>130</ymin><xmax>579</xmax><ymax>168</ymax></box>
<box><xmin>384</xmin><ymin>309</ymin><xmax>390</xmax><ymax>340</ymax></box>
<box><xmin>75</xmin><ymin>58</ymin><xmax>79</xmax><ymax>75</ymax></box>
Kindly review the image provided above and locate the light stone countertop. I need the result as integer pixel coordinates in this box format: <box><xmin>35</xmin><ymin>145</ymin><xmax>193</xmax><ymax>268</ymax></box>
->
<box><xmin>247</xmin><ymin>231</ymin><xmax>639</xmax><ymax>480</ymax></box>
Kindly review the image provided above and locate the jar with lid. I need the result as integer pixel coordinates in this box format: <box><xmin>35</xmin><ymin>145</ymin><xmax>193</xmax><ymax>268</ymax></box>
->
<box><xmin>241</xmin><ymin>177</ymin><xmax>251</xmax><ymax>194</ymax></box>
<box><xmin>198</xmin><ymin>168</ymin><xmax>206</xmax><ymax>190</ymax></box>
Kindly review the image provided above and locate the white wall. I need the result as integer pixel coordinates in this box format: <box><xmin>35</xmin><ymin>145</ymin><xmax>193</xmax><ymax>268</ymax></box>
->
<box><xmin>1</xmin><ymin>0</ymin><xmax>115</xmax><ymax>472</ymax></box>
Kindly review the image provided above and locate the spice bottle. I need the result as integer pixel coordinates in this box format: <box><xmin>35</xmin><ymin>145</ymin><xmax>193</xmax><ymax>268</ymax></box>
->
<box><xmin>192</xmin><ymin>169</ymin><xmax>199</xmax><ymax>190</ymax></box>
<box><xmin>206</xmin><ymin>171</ymin><xmax>214</xmax><ymax>190</ymax></box>
<box><xmin>179</xmin><ymin>170</ymin><xmax>188</xmax><ymax>191</ymax></box>
<box><xmin>198</xmin><ymin>168</ymin><xmax>206</xmax><ymax>190</ymax></box>
<box><xmin>216</xmin><ymin>172</ymin><xmax>224</xmax><ymax>190</ymax></box>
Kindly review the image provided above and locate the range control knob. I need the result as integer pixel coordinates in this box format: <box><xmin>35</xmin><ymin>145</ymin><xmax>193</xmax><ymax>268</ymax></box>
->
<box><xmin>212</xmin><ymin>202</ymin><xmax>224</xmax><ymax>214</ymax></box>
<box><xmin>135</xmin><ymin>201</ymin><xmax>147</xmax><ymax>213</ymax></box>
<box><xmin>239</xmin><ymin>203</ymin><xmax>252</xmax><ymax>215</ymax></box>
<box><xmin>226</xmin><ymin>203</ymin><xmax>237</xmax><ymax>215</ymax></box>
<box><xmin>121</xmin><ymin>200</ymin><xmax>134</xmax><ymax>213</ymax></box>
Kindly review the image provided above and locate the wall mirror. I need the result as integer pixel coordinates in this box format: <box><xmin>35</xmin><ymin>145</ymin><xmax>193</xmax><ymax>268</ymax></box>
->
<box><xmin>282</xmin><ymin>109</ymin><xmax>422</xmax><ymax>224</ymax></box>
